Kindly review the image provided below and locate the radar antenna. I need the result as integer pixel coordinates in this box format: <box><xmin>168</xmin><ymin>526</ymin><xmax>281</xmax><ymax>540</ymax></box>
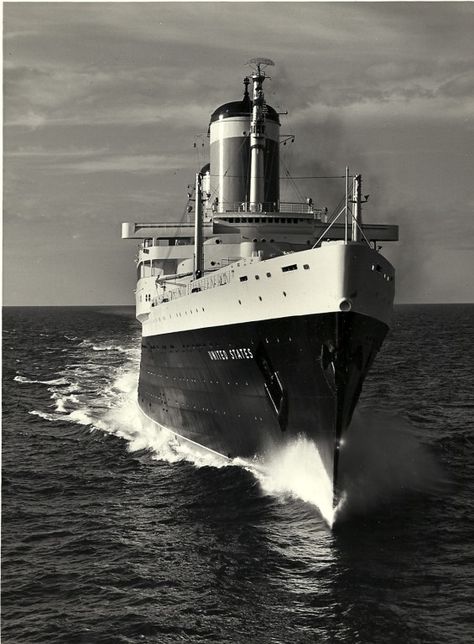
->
<box><xmin>247</xmin><ymin>57</ymin><xmax>275</xmax><ymax>77</ymax></box>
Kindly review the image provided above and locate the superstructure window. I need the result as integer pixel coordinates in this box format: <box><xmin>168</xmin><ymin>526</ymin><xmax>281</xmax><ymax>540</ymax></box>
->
<box><xmin>282</xmin><ymin>264</ymin><xmax>297</xmax><ymax>272</ymax></box>
<box><xmin>240</xmin><ymin>276</ymin><xmax>248</xmax><ymax>282</ymax></box>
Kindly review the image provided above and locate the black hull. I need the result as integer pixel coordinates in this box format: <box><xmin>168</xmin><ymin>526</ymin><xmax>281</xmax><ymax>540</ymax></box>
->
<box><xmin>138</xmin><ymin>312</ymin><xmax>388</xmax><ymax>502</ymax></box>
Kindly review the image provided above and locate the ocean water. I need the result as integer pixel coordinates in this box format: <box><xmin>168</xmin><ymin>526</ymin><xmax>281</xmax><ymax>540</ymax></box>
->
<box><xmin>2</xmin><ymin>304</ymin><xmax>473</xmax><ymax>643</ymax></box>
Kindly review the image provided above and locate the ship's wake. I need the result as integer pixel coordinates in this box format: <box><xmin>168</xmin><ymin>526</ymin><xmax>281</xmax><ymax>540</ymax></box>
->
<box><xmin>97</xmin><ymin>377</ymin><xmax>442</xmax><ymax>527</ymax></box>
<box><xmin>23</xmin><ymin>344</ymin><xmax>442</xmax><ymax>528</ymax></box>
<box><xmin>29</xmin><ymin>353</ymin><xmax>339</xmax><ymax>524</ymax></box>
<box><xmin>87</xmin><ymin>368</ymin><xmax>340</xmax><ymax>525</ymax></box>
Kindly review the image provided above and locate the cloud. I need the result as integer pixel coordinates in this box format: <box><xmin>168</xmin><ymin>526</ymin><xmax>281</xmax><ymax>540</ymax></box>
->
<box><xmin>5</xmin><ymin>146</ymin><xmax>110</xmax><ymax>158</ymax></box>
<box><xmin>47</xmin><ymin>153</ymin><xmax>189</xmax><ymax>174</ymax></box>
<box><xmin>438</xmin><ymin>70</ymin><xmax>474</xmax><ymax>99</ymax></box>
<box><xmin>3</xmin><ymin>2</ymin><xmax>474</xmax><ymax>304</ymax></box>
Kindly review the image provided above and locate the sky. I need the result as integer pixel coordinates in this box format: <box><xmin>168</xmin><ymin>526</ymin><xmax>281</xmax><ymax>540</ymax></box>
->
<box><xmin>3</xmin><ymin>1</ymin><xmax>474</xmax><ymax>305</ymax></box>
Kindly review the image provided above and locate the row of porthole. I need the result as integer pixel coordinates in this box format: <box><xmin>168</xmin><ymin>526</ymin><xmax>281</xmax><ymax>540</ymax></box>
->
<box><xmin>155</xmin><ymin>285</ymin><xmax>291</xmax><ymax>315</ymax></box>
<box><xmin>143</xmin><ymin>334</ymin><xmax>293</xmax><ymax>352</ymax></box>
<box><xmin>144</xmin><ymin>370</ymin><xmax>251</xmax><ymax>387</ymax></box>
<box><xmin>141</xmin><ymin>397</ymin><xmax>263</xmax><ymax>421</ymax></box>
<box><xmin>154</xmin><ymin>306</ymin><xmax>206</xmax><ymax>322</ymax></box>
<box><xmin>152</xmin><ymin>263</ymin><xmax>311</xmax><ymax>315</ymax></box>
<box><xmin>144</xmin><ymin>373</ymin><xmax>251</xmax><ymax>387</ymax></box>
<box><xmin>144</xmin><ymin>342</ymin><xmax>245</xmax><ymax>350</ymax></box>
<box><xmin>143</xmin><ymin>342</ymin><xmax>250</xmax><ymax>351</ymax></box>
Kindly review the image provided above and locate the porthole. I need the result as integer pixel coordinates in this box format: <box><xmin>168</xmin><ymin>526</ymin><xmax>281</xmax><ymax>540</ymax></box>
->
<box><xmin>266</xmin><ymin>272</ymin><xmax>272</xmax><ymax>278</ymax></box>
<box><xmin>259</xmin><ymin>296</ymin><xmax>262</xmax><ymax>301</ymax></box>
<box><xmin>283</xmin><ymin>291</ymin><xmax>287</xmax><ymax>297</ymax></box>
<box><xmin>303</xmin><ymin>264</ymin><xmax>310</xmax><ymax>270</ymax></box>
<box><xmin>255</xmin><ymin>275</ymin><xmax>260</xmax><ymax>280</ymax></box>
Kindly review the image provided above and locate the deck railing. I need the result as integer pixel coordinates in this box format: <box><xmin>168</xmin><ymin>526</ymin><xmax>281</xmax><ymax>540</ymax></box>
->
<box><xmin>212</xmin><ymin>201</ymin><xmax>325</xmax><ymax>216</ymax></box>
<box><xmin>152</xmin><ymin>256</ymin><xmax>263</xmax><ymax>307</ymax></box>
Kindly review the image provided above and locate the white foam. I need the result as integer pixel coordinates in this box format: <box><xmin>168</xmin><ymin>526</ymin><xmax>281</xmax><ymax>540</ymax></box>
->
<box><xmin>55</xmin><ymin>397</ymin><xmax>67</xmax><ymax>413</ymax></box>
<box><xmin>29</xmin><ymin>410</ymin><xmax>60</xmax><ymax>422</ymax></box>
<box><xmin>91</xmin><ymin>344</ymin><xmax>132</xmax><ymax>354</ymax></box>
<box><xmin>24</xmin><ymin>341</ymin><xmax>340</xmax><ymax>527</ymax></box>
<box><xmin>67</xmin><ymin>409</ymin><xmax>96</xmax><ymax>426</ymax></box>
<box><xmin>243</xmin><ymin>437</ymin><xmax>337</xmax><ymax>526</ymax></box>
<box><xmin>15</xmin><ymin>375</ymin><xmax>69</xmax><ymax>386</ymax></box>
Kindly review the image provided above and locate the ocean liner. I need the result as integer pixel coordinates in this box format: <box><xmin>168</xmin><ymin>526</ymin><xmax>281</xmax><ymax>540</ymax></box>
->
<box><xmin>122</xmin><ymin>59</ymin><xmax>398</xmax><ymax>504</ymax></box>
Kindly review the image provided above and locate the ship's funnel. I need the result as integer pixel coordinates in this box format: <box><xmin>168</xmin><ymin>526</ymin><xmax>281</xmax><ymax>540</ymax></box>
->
<box><xmin>209</xmin><ymin>72</ymin><xmax>280</xmax><ymax>212</ymax></box>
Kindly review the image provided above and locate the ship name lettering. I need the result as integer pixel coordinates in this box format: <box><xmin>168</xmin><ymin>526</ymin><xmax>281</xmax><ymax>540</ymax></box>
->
<box><xmin>208</xmin><ymin>347</ymin><xmax>253</xmax><ymax>360</ymax></box>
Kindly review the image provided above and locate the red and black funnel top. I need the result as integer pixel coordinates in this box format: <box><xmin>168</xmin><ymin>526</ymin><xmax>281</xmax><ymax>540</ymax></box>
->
<box><xmin>209</xmin><ymin>76</ymin><xmax>280</xmax><ymax>124</ymax></box>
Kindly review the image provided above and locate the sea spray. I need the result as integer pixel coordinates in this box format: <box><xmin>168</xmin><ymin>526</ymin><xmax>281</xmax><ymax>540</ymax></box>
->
<box><xmin>244</xmin><ymin>436</ymin><xmax>338</xmax><ymax>526</ymax></box>
<box><xmin>336</xmin><ymin>408</ymin><xmax>444</xmax><ymax>520</ymax></box>
<box><xmin>65</xmin><ymin>363</ymin><xmax>340</xmax><ymax>524</ymax></box>
<box><xmin>24</xmin><ymin>347</ymin><xmax>442</xmax><ymax>527</ymax></box>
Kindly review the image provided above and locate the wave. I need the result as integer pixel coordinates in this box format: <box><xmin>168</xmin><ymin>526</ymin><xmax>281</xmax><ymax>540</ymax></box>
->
<box><xmin>51</xmin><ymin>392</ymin><xmax>80</xmax><ymax>413</ymax></box>
<box><xmin>26</xmin><ymin>341</ymin><xmax>441</xmax><ymax>528</ymax></box>
<box><xmin>74</xmin><ymin>366</ymin><xmax>337</xmax><ymax>523</ymax></box>
<box><xmin>78</xmin><ymin>339</ymin><xmax>134</xmax><ymax>354</ymax></box>
<box><xmin>14</xmin><ymin>375</ymin><xmax>70</xmax><ymax>386</ymax></box>
<box><xmin>92</xmin><ymin>345</ymin><xmax>131</xmax><ymax>353</ymax></box>
<box><xmin>29</xmin><ymin>410</ymin><xmax>61</xmax><ymax>422</ymax></box>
